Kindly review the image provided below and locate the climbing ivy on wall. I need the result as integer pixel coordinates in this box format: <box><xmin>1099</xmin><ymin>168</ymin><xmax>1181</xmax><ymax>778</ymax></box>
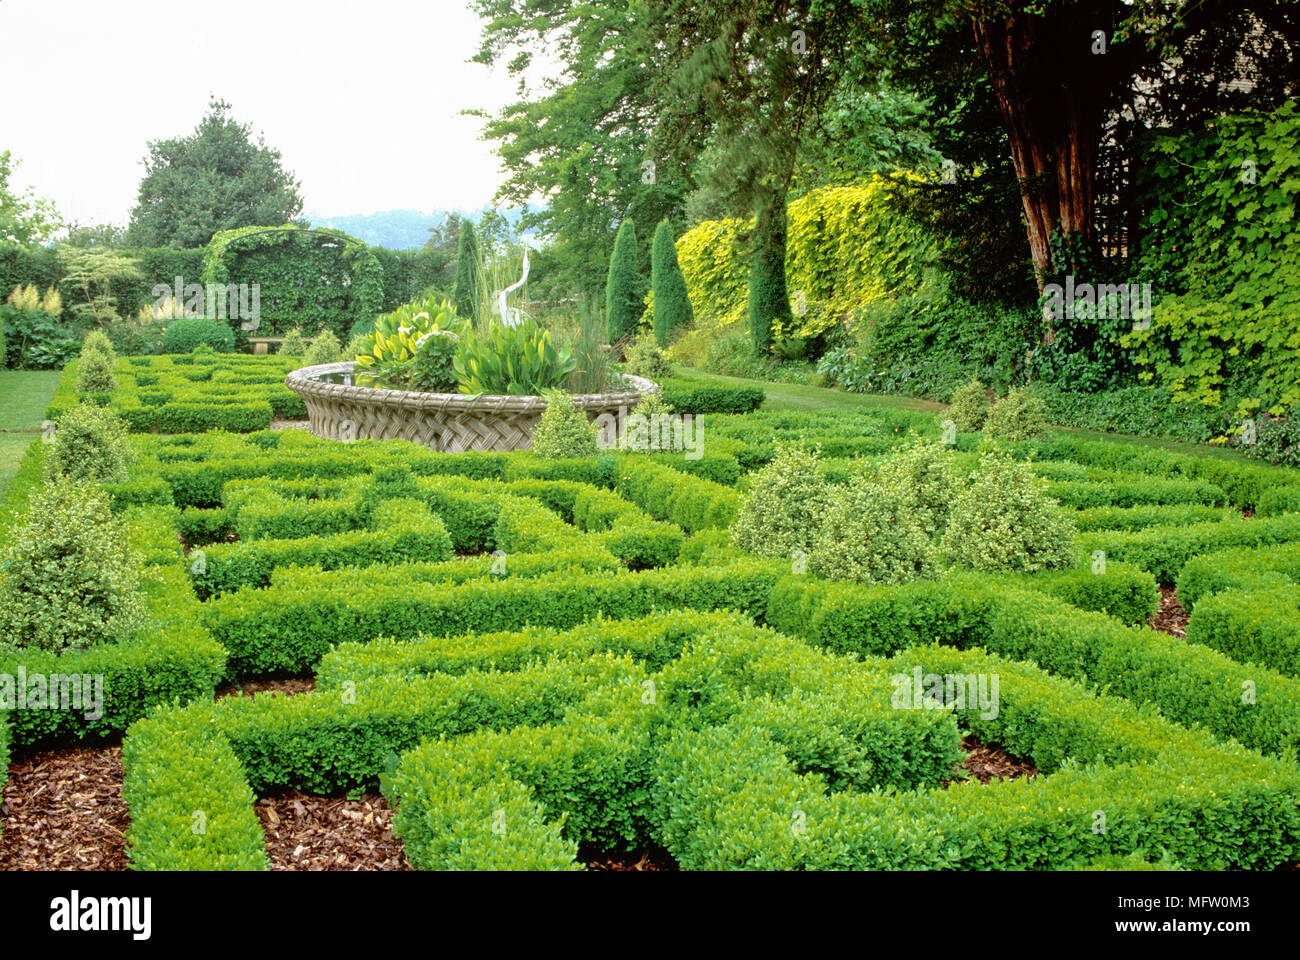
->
<box><xmin>1123</xmin><ymin>98</ymin><xmax>1300</xmax><ymax>417</ymax></box>
<box><xmin>672</xmin><ymin>178</ymin><xmax>938</xmax><ymax>345</ymax></box>
<box><xmin>202</xmin><ymin>225</ymin><xmax>384</xmax><ymax>339</ymax></box>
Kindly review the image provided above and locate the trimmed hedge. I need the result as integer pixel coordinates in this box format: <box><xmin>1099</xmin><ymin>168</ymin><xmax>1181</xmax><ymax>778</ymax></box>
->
<box><xmin>1177</xmin><ymin>542</ymin><xmax>1300</xmax><ymax>610</ymax></box>
<box><xmin>1072</xmin><ymin>503</ymin><xmax>1234</xmax><ymax>533</ymax></box>
<box><xmin>649</xmin><ymin>645</ymin><xmax>1300</xmax><ymax>870</ymax></box>
<box><xmin>767</xmin><ymin>572</ymin><xmax>1300</xmax><ymax>761</ymax></box>
<box><xmin>1186</xmin><ymin>585</ymin><xmax>1300</xmax><ymax>677</ymax></box>
<box><xmin>190</xmin><ymin>514</ymin><xmax>454</xmax><ymax>597</ymax></box>
<box><xmin>658</xmin><ymin>379</ymin><xmax>765</xmax><ymax>415</ymax></box>
<box><xmin>201</xmin><ymin>557</ymin><xmax>785</xmax><ymax>676</ymax></box>
<box><xmin>613</xmin><ymin>457</ymin><xmax>740</xmax><ymax>533</ymax></box>
<box><xmin>46</xmin><ymin>354</ymin><xmax>304</xmax><ymax>434</ymax></box>
<box><xmin>1077</xmin><ymin>514</ymin><xmax>1300</xmax><ymax>582</ymax></box>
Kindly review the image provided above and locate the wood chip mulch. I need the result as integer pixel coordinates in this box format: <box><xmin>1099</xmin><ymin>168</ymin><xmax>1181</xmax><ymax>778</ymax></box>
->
<box><xmin>583</xmin><ymin>844</ymin><xmax>679</xmax><ymax>871</ymax></box>
<box><xmin>1149</xmin><ymin>586</ymin><xmax>1189</xmax><ymax>638</ymax></box>
<box><xmin>0</xmin><ymin>746</ymin><xmax>128</xmax><ymax>871</ymax></box>
<box><xmin>216</xmin><ymin>677</ymin><xmax>317</xmax><ymax>700</ymax></box>
<box><xmin>944</xmin><ymin>735</ymin><xmax>1039</xmax><ymax>787</ymax></box>
<box><xmin>257</xmin><ymin>790</ymin><xmax>410</xmax><ymax>871</ymax></box>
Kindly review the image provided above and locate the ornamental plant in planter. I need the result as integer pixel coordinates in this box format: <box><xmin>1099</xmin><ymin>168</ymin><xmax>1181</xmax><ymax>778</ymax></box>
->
<box><xmin>355</xmin><ymin>298</ymin><xmax>467</xmax><ymax>393</ymax></box>
<box><xmin>287</xmin><ymin>296</ymin><xmax>654</xmax><ymax>452</ymax></box>
<box><xmin>452</xmin><ymin>320</ymin><xmax>577</xmax><ymax>395</ymax></box>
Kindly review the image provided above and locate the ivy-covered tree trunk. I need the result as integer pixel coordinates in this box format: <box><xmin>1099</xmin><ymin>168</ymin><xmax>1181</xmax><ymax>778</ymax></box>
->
<box><xmin>747</xmin><ymin>186</ymin><xmax>792</xmax><ymax>354</ymax></box>
<box><xmin>971</xmin><ymin>2</ymin><xmax>1126</xmax><ymax>286</ymax></box>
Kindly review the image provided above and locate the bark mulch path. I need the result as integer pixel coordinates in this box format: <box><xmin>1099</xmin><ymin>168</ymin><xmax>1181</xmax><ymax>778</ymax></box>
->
<box><xmin>946</xmin><ymin>735</ymin><xmax>1039</xmax><ymax>787</ymax></box>
<box><xmin>1150</xmin><ymin>586</ymin><xmax>1189</xmax><ymax>639</ymax></box>
<box><xmin>0</xmin><ymin>746</ymin><xmax>128</xmax><ymax>871</ymax></box>
<box><xmin>216</xmin><ymin>677</ymin><xmax>317</xmax><ymax>700</ymax></box>
<box><xmin>257</xmin><ymin>790</ymin><xmax>410</xmax><ymax>871</ymax></box>
<box><xmin>584</xmin><ymin>844</ymin><xmax>679</xmax><ymax>871</ymax></box>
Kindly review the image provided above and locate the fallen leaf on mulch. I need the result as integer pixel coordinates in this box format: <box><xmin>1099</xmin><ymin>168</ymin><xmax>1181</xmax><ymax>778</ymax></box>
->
<box><xmin>0</xmin><ymin>747</ymin><xmax>128</xmax><ymax>871</ymax></box>
<box><xmin>216</xmin><ymin>678</ymin><xmax>316</xmax><ymax>700</ymax></box>
<box><xmin>943</xmin><ymin>735</ymin><xmax>1039</xmax><ymax>787</ymax></box>
<box><xmin>257</xmin><ymin>790</ymin><xmax>410</xmax><ymax>871</ymax></box>
<box><xmin>1149</xmin><ymin>586</ymin><xmax>1188</xmax><ymax>638</ymax></box>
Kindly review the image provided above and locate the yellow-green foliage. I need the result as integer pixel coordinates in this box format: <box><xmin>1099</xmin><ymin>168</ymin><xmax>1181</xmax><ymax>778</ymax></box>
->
<box><xmin>946</xmin><ymin>377</ymin><xmax>989</xmax><ymax>432</ymax></box>
<box><xmin>984</xmin><ymin>387</ymin><xmax>1048</xmax><ymax>442</ymax></box>
<box><xmin>7</xmin><ymin>284</ymin><xmax>61</xmax><ymax>316</ymax></box>
<box><xmin>671</xmin><ymin>178</ymin><xmax>937</xmax><ymax>347</ymax></box>
<box><xmin>279</xmin><ymin>328</ymin><xmax>306</xmax><ymax>357</ymax></box>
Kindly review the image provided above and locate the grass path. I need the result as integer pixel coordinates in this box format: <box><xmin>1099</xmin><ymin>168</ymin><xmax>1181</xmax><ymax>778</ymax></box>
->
<box><xmin>675</xmin><ymin>366</ymin><xmax>1254</xmax><ymax>462</ymax></box>
<box><xmin>0</xmin><ymin>369</ymin><xmax>61</xmax><ymax>498</ymax></box>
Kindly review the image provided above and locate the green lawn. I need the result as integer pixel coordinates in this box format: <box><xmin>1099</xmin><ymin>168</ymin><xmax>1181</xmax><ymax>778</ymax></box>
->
<box><xmin>0</xmin><ymin>369</ymin><xmax>62</xmax><ymax>497</ymax></box>
<box><xmin>675</xmin><ymin>365</ymin><xmax>1256</xmax><ymax>462</ymax></box>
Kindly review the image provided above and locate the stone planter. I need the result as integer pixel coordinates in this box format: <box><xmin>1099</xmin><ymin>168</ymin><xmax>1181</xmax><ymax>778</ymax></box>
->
<box><xmin>285</xmin><ymin>361</ymin><xmax>658</xmax><ymax>452</ymax></box>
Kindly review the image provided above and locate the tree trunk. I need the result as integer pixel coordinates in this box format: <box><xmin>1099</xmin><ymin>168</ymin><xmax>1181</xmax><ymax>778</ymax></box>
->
<box><xmin>971</xmin><ymin>2</ymin><xmax>1124</xmax><ymax>289</ymax></box>
<box><xmin>747</xmin><ymin>184</ymin><xmax>792</xmax><ymax>354</ymax></box>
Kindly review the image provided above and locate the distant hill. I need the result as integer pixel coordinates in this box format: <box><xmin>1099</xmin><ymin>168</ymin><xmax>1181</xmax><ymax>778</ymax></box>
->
<box><xmin>305</xmin><ymin>207</ymin><xmax>542</xmax><ymax>251</ymax></box>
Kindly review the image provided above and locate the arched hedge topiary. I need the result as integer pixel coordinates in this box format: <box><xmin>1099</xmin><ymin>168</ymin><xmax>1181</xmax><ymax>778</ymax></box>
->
<box><xmin>202</xmin><ymin>225</ymin><xmax>383</xmax><ymax>341</ymax></box>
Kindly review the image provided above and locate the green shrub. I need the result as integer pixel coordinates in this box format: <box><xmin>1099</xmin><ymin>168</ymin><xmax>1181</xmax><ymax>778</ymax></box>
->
<box><xmin>75</xmin><ymin>348</ymin><xmax>117</xmax><ymax>396</ymax></box>
<box><xmin>531</xmin><ymin>390</ymin><xmax>599</xmax><ymax>459</ymax></box>
<box><xmin>651</xmin><ymin>219</ymin><xmax>694</xmax><ymax>345</ymax></box>
<box><xmin>161</xmin><ymin>317</ymin><xmax>235</xmax><ymax>353</ymax></box>
<box><xmin>605</xmin><ymin>219</ymin><xmax>644</xmax><ymax>342</ymax></box>
<box><xmin>878</xmin><ymin>438</ymin><xmax>959</xmax><ymax>536</ymax></box>
<box><xmin>658</xmin><ymin>380</ymin><xmax>764</xmax><ymax>415</ymax></box>
<box><xmin>82</xmin><ymin>329</ymin><xmax>116</xmax><ymax>362</ymax></box>
<box><xmin>624</xmin><ymin>335</ymin><xmax>672</xmax><ymax>381</ymax></box>
<box><xmin>1080</xmin><ymin>513</ymin><xmax>1300</xmax><ymax>583</ymax></box>
<box><xmin>945</xmin><ymin>377</ymin><xmax>988</xmax><ymax>432</ymax></box>
<box><xmin>0</xmin><ymin>478</ymin><xmax>143</xmax><ymax>653</ymax></box>
<box><xmin>1018</xmin><ymin>562</ymin><xmax>1159</xmax><ymax>626</ymax></box>
<box><xmin>730</xmin><ymin>445</ymin><xmax>833</xmax><ymax>563</ymax></box>
<box><xmin>279</xmin><ymin>328</ymin><xmax>305</xmax><ymax>357</ymax></box>
<box><xmin>944</xmin><ymin>453</ymin><xmax>1075</xmax><ymax>572</ymax></box>
<box><xmin>46</xmin><ymin>403</ymin><xmax>133</xmax><ymax>484</ymax></box>
<box><xmin>1186</xmin><ymin>585</ymin><xmax>1300</xmax><ymax>677</ymax></box>
<box><xmin>303</xmin><ymin>328</ymin><xmax>342</xmax><ymax>365</ymax></box>
<box><xmin>344</xmin><ymin>331</ymin><xmax>372</xmax><ymax>361</ymax></box>
<box><xmin>1177</xmin><ymin>542</ymin><xmax>1300</xmax><ymax>610</ymax></box>
<box><xmin>983</xmin><ymin>386</ymin><xmax>1047</xmax><ymax>442</ymax></box>
<box><xmin>811</xmin><ymin>477</ymin><xmax>937</xmax><ymax>584</ymax></box>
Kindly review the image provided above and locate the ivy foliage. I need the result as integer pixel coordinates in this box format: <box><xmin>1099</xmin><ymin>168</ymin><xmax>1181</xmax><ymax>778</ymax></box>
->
<box><xmin>1124</xmin><ymin>99</ymin><xmax>1300</xmax><ymax>417</ymax></box>
<box><xmin>202</xmin><ymin>225</ymin><xmax>383</xmax><ymax>340</ymax></box>
<box><xmin>674</xmin><ymin>179</ymin><xmax>937</xmax><ymax>346</ymax></box>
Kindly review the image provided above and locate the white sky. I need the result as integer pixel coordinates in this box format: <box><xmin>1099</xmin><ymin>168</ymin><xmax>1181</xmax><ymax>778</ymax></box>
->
<box><xmin>0</xmin><ymin>0</ymin><xmax>532</xmax><ymax>227</ymax></box>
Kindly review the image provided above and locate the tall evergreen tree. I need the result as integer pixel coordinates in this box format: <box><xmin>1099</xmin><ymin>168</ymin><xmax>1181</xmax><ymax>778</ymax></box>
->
<box><xmin>605</xmin><ymin>219</ymin><xmax>643</xmax><ymax>342</ymax></box>
<box><xmin>650</xmin><ymin>219</ymin><xmax>693</xmax><ymax>345</ymax></box>
<box><xmin>126</xmin><ymin>98</ymin><xmax>302</xmax><ymax>249</ymax></box>
<box><xmin>452</xmin><ymin>219</ymin><xmax>481</xmax><ymax>321</ymax></box>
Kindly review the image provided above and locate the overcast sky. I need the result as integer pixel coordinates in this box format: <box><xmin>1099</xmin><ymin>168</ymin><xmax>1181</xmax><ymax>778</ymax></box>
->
<box><xmin>0</xmin><ymin>0</ymin><xmax>532</xmax><ymax>227</ymax></box>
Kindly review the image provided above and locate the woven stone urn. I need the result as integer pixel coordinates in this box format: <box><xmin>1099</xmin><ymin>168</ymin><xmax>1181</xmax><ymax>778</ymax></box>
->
<box><xmin>285</xmin><ymin>361</ymin><xmax>658</xmax><ymax>452</ymax></box>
